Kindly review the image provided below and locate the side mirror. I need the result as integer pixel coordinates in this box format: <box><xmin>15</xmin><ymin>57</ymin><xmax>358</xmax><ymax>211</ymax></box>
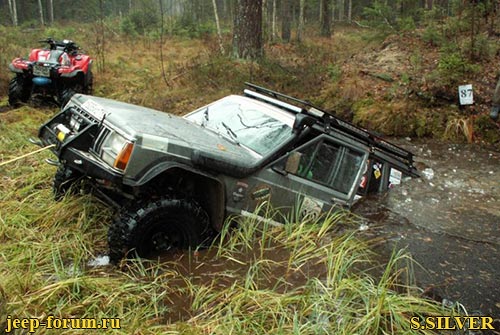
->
<box><xmin>285</xmin><ymin>151</ymin><xmax>302</xmax><ymax>174</ymax></box>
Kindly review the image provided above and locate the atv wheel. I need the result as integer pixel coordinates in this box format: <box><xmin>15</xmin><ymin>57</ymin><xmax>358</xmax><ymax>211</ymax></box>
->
<box><xmin>108</xmin><ymin>197</ymin><xmax>210</xmax><ymax>263</ymax></box>
<box><xmin>58</xmin><ymin>87</ymin><xmax>76</xmax><ymax>107</ymax></box>
<box><xmin>84</xmin><ymin>71</ymin><xmax>93</xmax><ymax>95</ymax></box>
<box><xmin>8</xmin><ymin>76</ymin><xmax>31</xmax><ymax>107</ymax></box>
<box><xmin>53</xmin><ymin>165</ymin><xmax>82</xmax><ymax>201</ymax></box>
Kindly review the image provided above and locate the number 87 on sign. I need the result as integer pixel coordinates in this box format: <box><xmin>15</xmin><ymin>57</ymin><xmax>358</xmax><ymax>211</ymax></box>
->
<box><xmin>458</xmin><ymin>84</ymin><xmax>474</xmax><ymax>105</ymax></box>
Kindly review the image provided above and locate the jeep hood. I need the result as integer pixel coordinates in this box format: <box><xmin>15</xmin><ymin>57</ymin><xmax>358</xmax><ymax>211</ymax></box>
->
<box><xmin>71</xmin><ymin>94</ymin><xmax>260</xmax><ymax>166</ymax></box>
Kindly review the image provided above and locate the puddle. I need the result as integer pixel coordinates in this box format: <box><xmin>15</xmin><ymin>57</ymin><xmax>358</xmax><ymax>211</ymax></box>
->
<box><xmin>354</xmin><ymin>140</ymin><xmax>500</xmax><ymax>318</ymax></box>
<box><xmin>152</xmin><ymin>239</ymin><xmax>331</xmax><ymax>322</ymax></box>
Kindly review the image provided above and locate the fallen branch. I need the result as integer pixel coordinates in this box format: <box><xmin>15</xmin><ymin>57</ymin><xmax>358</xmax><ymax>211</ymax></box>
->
<box><xmin>353</xmin><ymin>20</ymin><xmax>371</xmax><ymax>29</ymax></box>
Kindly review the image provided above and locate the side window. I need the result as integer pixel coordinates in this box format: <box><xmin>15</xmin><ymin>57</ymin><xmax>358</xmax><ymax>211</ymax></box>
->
<box><xmin>289</xmin><ymin>139</ymin><xmax>365</xmax><ymax>195</ymax></box>
<box><xmin>333</xmin><ymin>148</ymin><xmax>364</xmax><ymax>194</ymax></box>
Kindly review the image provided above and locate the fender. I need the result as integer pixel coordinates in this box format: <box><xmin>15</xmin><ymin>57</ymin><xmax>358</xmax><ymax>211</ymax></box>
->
<box><xmin>125</xmin><ymin>162</ymin><xmax>226</xmax><ymax>231</ymax></box>
<box><xmin>28</xmin><ymin>49</ymin><xmax>43</xmax><ymax>62</ymax></box>
<box><xmin>8</xmin><ymin>63</ymin><xmax>24</xmax><ymax>73</ymax></box>
<box><xmin>73</xmin><ymin>56</ymin><xmax>92</xmax><ymax>73</ymax></box>
<box><xmin>60</xmin><ymin>69</ymin><xmax>83</xmax><ymax>78</ymax></box>
<box><xmin>126</xmin><ymin>160</ymin><xmax>220</xmax><ymax>188</ymax></box>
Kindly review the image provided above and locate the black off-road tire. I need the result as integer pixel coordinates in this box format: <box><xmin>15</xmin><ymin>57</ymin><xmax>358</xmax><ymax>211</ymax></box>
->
<box><xmin>53</xmin><ymin>165</ymin><xmax>82</xmax><ymax>201</ymax></box>
<box><xmin>84</xmin><ymin>71</ymin><xmax>93</xmax><ymax>95</ymax></box>
<box><xmin>58</xmin><ymin>87</ymin><xmax>76</xmax><ymax>107</ymax></box>
<box><xmin>108</xmin><ymin>197</ymin><xmax>211</xmax><ymax>263</ymax></box>
<box><xmin>8</xmin><ymin>76</ymin><xmax>31</xmax><ymax>107</ymax></box>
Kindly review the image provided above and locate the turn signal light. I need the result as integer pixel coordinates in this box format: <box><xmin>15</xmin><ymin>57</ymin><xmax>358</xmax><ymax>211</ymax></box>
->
<box><xmin>114</xmin><ymin>142</ymin><xmax>134</xmax><ymax>171</ymax></box>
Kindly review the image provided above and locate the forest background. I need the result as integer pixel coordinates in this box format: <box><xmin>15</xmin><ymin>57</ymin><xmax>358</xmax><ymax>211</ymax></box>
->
<box><xmin>1</xmin><ymin>0</ymin><xmax>499</xmax><ymax>144</ymax></box>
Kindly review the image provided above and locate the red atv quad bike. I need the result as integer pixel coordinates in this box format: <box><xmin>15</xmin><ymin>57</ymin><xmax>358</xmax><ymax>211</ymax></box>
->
<box><xmin>8</xmin><ymin>38</ymin><xmax>93</xmax><ymax>107</ymax></box>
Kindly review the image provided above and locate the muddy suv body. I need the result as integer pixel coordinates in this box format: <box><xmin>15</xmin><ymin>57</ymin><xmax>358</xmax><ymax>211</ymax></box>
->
<box><xmin>38</xmin><ymin>83</ymin><xmax>418</xmax><ymax>262</ymax></box>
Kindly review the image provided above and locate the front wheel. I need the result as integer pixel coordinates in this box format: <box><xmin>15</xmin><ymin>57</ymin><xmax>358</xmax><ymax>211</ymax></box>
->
<box><xmin>8</xmin><ymin>76</ymin><xmax>31</xmax><ymax>107</ymax></box>
<box><xmin>84</xmin><ymin>71</ymin><xmax>93</xmax><ymax>95</ymax></box>
<box><xmin>108</xmin><ymin>197</ymin><xmax>211</xmax><ymax>263</ymax></box>
<box><xmin>53</xmin><ymin>165</ymin><xmax>82</xmax><ymax>201</ymax></box>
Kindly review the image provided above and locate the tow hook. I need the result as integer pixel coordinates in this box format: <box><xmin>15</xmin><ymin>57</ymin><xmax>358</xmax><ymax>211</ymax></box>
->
<box><xmin>28</xmin><ymin>137</ymin><xmax>43</xmax><ymax>147</ymax></box>
<box><xmin>45</xmin><ymin>158</ymin><xmax>61</xmax><ymax>166</ymax></box>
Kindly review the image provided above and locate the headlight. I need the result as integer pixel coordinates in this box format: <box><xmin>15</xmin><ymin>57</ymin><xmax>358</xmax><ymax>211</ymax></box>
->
<box><xmin>101</xmin><ymin>132</ymin><xmax>134</xmax><ymax>171</ymax></box>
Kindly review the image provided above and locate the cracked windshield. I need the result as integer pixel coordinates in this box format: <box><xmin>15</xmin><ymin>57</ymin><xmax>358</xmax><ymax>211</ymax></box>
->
<box><xmin>186</xmin><ymin>96</ymin><xmax>293</xmax><ymax>155</ymax></box>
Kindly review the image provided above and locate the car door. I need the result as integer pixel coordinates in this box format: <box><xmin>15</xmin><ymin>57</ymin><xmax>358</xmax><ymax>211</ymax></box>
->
<box><xmin>244</xmin><ymin>134</ymin><xmax>369</xmax><ymax>223</ymax></box>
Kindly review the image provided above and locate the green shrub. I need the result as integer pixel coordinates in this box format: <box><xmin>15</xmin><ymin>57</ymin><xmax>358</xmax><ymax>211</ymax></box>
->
<box><xmin>422</xmin><ymin>24</ymin><xmax>443</xmax><ymax>46</ymax></box>
<box><xmin>435</xmin><ymin>45</ymin><xmax>480</xmax><ymax>86</ymax></box>
<box><xmin>469</xmin><ymin>33</ymin><xmax>495</xmax><ymax>61</ymax></box>
<box><xmin>442</xmin><ymin>16</ymin><xmax>468</xmax><ymax>40</ymax></box>
<box><xmin>327</xmin><ymin>64</ymin><xmax>342</xmax><ymax>82</ymax></box>
<box><xmin>397</xmin><ymin>16</ymin><xmax>416</xmax><ymax>32</ymax></box>
<box><xmin>120</xmin><ymin>16</ymin><xmax>138</xmax><ymax>37</ymax></box>
<box><xmin>123</xmin><ymin>9</ymin><xmax>159</xmax><ymax>36</ymax></box>
<box><xmin>43</xmin><ymin>26</ymin><xmax>77</xmax><ymax>40</ymax></box>
<box><xmin>474</xmin><ymin>114</ymin><xmax>500</xmax><ymax>143</ymax></box>
<box><xmin>169</xmin><ymin>16</ymin><xmax>216</xmax><ymax>38</ymax></box>
<box><xmin>362</xmin><ymin>1</ymin><xmax>396</xmax><ymax>33</ymax></box>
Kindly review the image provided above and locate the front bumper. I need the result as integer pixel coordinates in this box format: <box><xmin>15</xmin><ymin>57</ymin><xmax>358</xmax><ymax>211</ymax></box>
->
<box><xmin>38</xmin><ymin>108</ymin><xmax>122</xmax><ymax>184</ymax></box>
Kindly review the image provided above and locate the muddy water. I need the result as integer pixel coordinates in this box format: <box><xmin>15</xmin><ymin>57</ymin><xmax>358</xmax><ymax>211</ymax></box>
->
<box><xmin>354</xmin><ymin>140</ymin><xmax>500</xmax><ymax>318</ymax></box>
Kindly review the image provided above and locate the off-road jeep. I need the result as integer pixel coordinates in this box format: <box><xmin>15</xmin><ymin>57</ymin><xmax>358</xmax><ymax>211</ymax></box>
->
<box><xmin>37</xmin><ymin>83</ymin><xmax>418</xmax><ymax>262</ymax></box>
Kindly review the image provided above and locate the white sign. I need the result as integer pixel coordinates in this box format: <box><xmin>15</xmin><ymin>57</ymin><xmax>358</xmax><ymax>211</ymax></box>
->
<box><xmin>458</xmin><ymin>84</ymin><xmax>473</xmax><ymax>105</ymax></box>
<box><xmin>81</xmin><ymin>99</ymin><xmax>106</xmax><ymax>120</ymax></box>
<box><xmin>389</xmin><ymin>168</ymin><xmax>402</xmax><ymax>186</ymax></box>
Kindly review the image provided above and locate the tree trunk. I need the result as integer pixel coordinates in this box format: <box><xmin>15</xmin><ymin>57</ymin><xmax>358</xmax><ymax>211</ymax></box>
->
<box><xmin>159</xmin><ymin>0</ymin><xmax>169</xmax><ymax>87</ymax></box>
<box><xmin>98</xmin><ymin>0</ymin><xmax>106</xmax><ymax>73</ymax></box>
<box><xmin>332</xmin><ymin>0</ymin><xmax>335</xmax><ymax>23</ymax></box>
<box><xmin>494</xmin><ymin>75</ymin><xmax>500</xmax><ymax>106</ymax></box>
<box><xmin>319</xmin><ymin>0</ymin><xmax>323</xmax><ymax>23</ymax></box>
<box><xmin>320</xmin><ymin>0</ymin><xmax>331</xmax><ymax>37</ymax></box>
<box><xmin>347</xmin><ymin>0</ymin><xmax>352</xmax><ymax>23</ymax></box>
<box><xmin>338</xmin><ymin>0</ymin><xmax>344</xmax><ymax>22</ymax></box>
<box><xmin>38</xmin><ymin>0</ymin><xmax>44</xmax><ymax>26</ymax></box>
<box><xmin>8</xmin><ymin>0</ymin><xmax>18</xmax><ymax>26</ymax></box>
<box><xmin>297</xmin><ymin>0</ymin><xmax>306</xmax><ymax>42</ymax></box>
<box><xmin>262</xmin><ymin>0</ymin><xmax>267</xmax><ymax>40</ymax></box>
<box><xmin>212</xmin><ymin>0</ymin><xmax>225</xmax><ymax>54</ymax></box>
<box><xmin>272</xmin><ymin>0</ymin><xmax>277</xmax><ymax>41</ymax></box>
<box><xmin>281</xmin><ymin>0</ymin><xmax>291</xmax><ymax>42</ymax></box>
<box><xmin>470</xmin><ymin>1</ymin><xmax>476</xmax><ymax>60</ymax></box>
<box><xmin>48</xmin><ymin>0</ymin><xmax>54</xmax><ymax>24</ymax></box>
<box><xmin>232</xmin><ymin>0</ymin><xmax>263</xmax><ymax>60</ymax></box>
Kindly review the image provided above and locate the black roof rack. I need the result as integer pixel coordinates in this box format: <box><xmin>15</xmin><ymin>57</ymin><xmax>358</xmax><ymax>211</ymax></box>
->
<box><xmin>244</xmin><ymin>82</ymin><xmax>415</xmax><ymax>168</ymax></box>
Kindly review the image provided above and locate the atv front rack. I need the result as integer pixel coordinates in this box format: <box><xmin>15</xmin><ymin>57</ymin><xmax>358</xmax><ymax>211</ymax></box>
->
<box><xmin>244</xmin><ymin>82</ymin><xmax>416</xmax><ymax>171</ymax></box>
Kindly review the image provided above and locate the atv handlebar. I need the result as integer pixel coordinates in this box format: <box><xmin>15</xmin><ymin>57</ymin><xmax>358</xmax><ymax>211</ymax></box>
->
<box><xmin>39</xmin><ymin>37</ymin><xmax>80</xmax><ymax>54</ymax></box>
<box><xmin>39</xmin><ymin>37</ymin><xmax>57</xmax><ymax>49</ymax></box>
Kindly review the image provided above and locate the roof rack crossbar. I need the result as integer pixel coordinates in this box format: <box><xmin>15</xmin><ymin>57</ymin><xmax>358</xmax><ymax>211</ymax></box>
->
<box><xmin>245</xmin><ymin>82</ymin><xmax>313</xmax><ymax>113</ymax></box>
<box><xmin>244</xmin><ymin>82</ymin><xmax>414</xmax><ymax>164</ymax></box>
